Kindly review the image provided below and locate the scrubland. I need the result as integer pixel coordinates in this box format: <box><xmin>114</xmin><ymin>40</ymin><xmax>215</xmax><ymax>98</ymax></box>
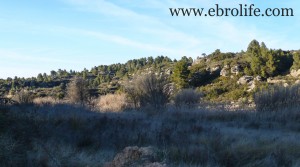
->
<box><xmin>1</xmin><ymin>73</ymin><xmax>300</xmax><ymax>166</ymax></box>
<box><xmin>1</xmin><ymin>102</ymin><xmax>300</xmax><ymax>167</ymax></box>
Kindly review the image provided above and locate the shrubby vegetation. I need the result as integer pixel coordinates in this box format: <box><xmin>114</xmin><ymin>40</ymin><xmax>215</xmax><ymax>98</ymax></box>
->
<box><xmin>1</xmin><ymin>103</ymin><xmax>300</xmax><ymax>166</ymax></box>
<box><xmin>97</xmin><ymin>93</ymin><xmax>128</xmax><ymax>112</ymax></box>
<box><xmin>0</xmin><ymin>40</ymin><xmax>299</xmax><ymax>104</ymax></box>
<box><xmin>13</xmin><ymin>89</ymin><xmax>33</xmax><ymax>104</ymax></box>
<box><xmin>1</xmin><ymin>40</ymin><xmax>300</xmax><ymax>166</ymax></box>
<box><xmin>66</xmin><ymin>77</ymin><xmax>89</xmax><ymax>105</ymax></box>
<box><xmin>123</xmin><ymin>73</ymin><xmax>171</xmax><ymax>111</ymax></box>
<box><xmin>254</xmin><ymin>84</ymin><xmax>300</xmax><ymax>112</ymax></box>
<box><xmin>174</xmin><ymin>89</ymin><xmax>202</xmax><ymax>108</ymax></box>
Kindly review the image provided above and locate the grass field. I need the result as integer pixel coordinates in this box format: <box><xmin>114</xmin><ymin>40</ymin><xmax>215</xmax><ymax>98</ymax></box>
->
<box><xmin>1</xmin><ymin>103</ymin><xmax>300</xmax><ymax>167</ymax></box>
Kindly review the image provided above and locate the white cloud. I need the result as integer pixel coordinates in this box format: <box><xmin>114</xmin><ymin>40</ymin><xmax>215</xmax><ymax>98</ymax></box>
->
<box><xmin>60</xmin><ymin>0</ymin><xmax>268</xmax><ymax>55</ymax></box>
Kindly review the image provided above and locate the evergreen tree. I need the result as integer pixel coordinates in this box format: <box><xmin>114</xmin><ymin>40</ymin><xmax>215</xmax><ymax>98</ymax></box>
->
<box><xmin>247</xmin><ymin>40</ymin><xmax>265</xmax><ymax>76</ymax></box>
<box><xmin>292</xmin><ymin>52</ymin><xmax>300</xmax><ymax>69</ymax></box>
<box><xmin>265</xmin><ymin>50</ymin><xmax>279</xmax><ymax>77</ymax></box>
<box><xmin>37</xmin><ymin>73</ymin><xmax>44</xmax><ymax>82</ymax></box>
<box><xmin>172</xmin><ymin>58</ymin><xmax>190</xmax><ymax>89</ymax></box>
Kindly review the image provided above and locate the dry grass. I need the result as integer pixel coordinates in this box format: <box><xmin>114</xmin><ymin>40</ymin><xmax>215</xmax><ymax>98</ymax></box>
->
<box><xmin>12</xmin><ymin>89</ymin><xmax>33</xmax><ymax>104</ymax></box>
<box><xmin>254</xmin><ymin>84</ymin><xmax>300</xmax><ymax>111</ymax></box>
<box><xmin>97</xmin><ymin>93</ymin><xmax>129</xmax><ymax>112</ymax></box>
<box><xmin>2</xmin><ymin>102</ymin><xmax>300</xmax><ymax>166</ymax></box>
<box><xmin>33</xmin><ymin>97</ymin><xmax>59</xmax><ymax>106</ymax></box>
<box><xmin>174</xmin><ymin>89</ymin><xmax>203</xmax><ymax>108</ymax></box>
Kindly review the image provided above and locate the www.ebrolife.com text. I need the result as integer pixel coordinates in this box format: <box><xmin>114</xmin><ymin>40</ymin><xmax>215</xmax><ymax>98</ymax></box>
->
<box><xmin>169</xmin><ymin>4</ymin><xmax>294</xmax><ymax>17</ymax></box>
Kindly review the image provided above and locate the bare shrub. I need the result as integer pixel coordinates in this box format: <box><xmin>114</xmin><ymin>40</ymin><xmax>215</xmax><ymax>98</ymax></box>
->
<box><xmin>254</xmin><ymin>84</ymin><xmax>300</xmax><ymax>111</ymax></box>
<box><xmin>125</xmin><ymin>84</ymin><xmax>140</xmax><ymax>109</ymax></box>
<box><xmin>97</xmin><ymin>93</ymin><xmax>128</xmax><ymax>112</ymax></box>
<box><xmin>66</xmin><ymin>77</ymin><xmax>89</xmax><ymax>105</ymax></box>
<box><xmin>33</xmin><ymin>97</ymin><xmax>59</xmax><ymax>106</ymax></box>
<box><xmin>174</xmin><ymin>89</ymin><xmax>202</xmax><ymax>108</ymax></box>
<box><xmin>125</xmin><ymin>73</ymin><xmax>171</xmax><ymax>110</ymax></box>
<box><xmin>13</xmin><ymin>89</ymin><xmax>33</xmax><ymax>104</ymax></box>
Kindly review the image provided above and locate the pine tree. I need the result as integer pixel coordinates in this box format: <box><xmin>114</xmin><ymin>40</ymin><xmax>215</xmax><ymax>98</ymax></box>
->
<box><xmin>247</xmin><ymin>40</ymin><xmax>264</xmax><ymax>76</ymax></box>
<box><xmin>292</xmin><ymin>52</ymin><xmax>300</xmax><ymax>69</ymax></box>
<box><xmin>172</xmin><ymin>58</ymin><xmax>190</xmax><ymax>89</ymax></box>
<box><xmin>37</xmin><ymin>73</ymin><xmax>44</xmax><ymax>82</ymax></box>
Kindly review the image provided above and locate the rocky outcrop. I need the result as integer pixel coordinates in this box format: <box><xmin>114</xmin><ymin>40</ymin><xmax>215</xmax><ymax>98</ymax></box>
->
<box><xmin>237</xmin><ymin>76</ymin><xmax>254</xmax><ymax>85</ymax></box>
<box><xmin>105</xmin><ymin>146</ymin><xmax>166</xmax><ymax>167</ymax></box>
<box><xmin>248</xmin><ymin>82</ymin><xmax>256</xmax><ymax>91</ymax></box>
<box><xmin>220</xmin><ymin>65</ymin><xmax>230</xmax><ymax>77</ymax></box>
<box><xmin>267</xmin><ymin>78</ymin><xmax>287</xmax><ymax>84</ymax></box>
<box><xmin>211</xmin><ymin>66</ymin><xmax>221</xmax><ymax>73</ymax></box>
<box><xmin>207</xmin><ymin>66</ymin><xmax>221</xmax><ymax>75</ymax></box>
<box><xmin>237</xmin><ymin>76</ymin><xmax>256</xmax><ymax>91</ymax></box>
<box><xmin>220</xmin><ymin>68</ymin><xmax>229</xmax><ymax>77</ymax></box>
<box><xmin>255</xmin><ymin>76</ymin><xmax>262</xmax><ymax>82</ymax></box>
<box><xmin>290</xmin><ymin>69</ymin><xmax>300</xmax><ymax>78</ymax></box>
<box><xmin>231</xmin><ymin>65</ymin><xmax>242</xmax><ymax>75</ymax></box>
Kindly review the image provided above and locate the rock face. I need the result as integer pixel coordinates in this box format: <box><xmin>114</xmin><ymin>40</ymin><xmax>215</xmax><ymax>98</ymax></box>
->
<box><xmin>267</xmin><ymin>78</ymin><xmax>287</xmax><ymax>84</ymax></box>
<box><xmin>237</xmin><ymin>76</ymin><xmax>254</xmax><ymax>85</ymax></box>
<box><xmin>231</xmin><ymin>65</ymin><xmax>242</xmax><ymax>75</ymax></box>
<box><xmin>291</xmin><ymin>69</ymin><xmax>300</xmax><ymax>78</ymax></box>
<box><xmin>255</xmin><ymin>76</ymin><xmax>262</xmax><ymax>81</ymax></box>
<box><xmin>248</xmin><ymin>82</ymin><xmax>256</xmax><ymax>91</ymax></box>
<box><xmin>220</xmin><ymin>65</ymin><xmax>230</xmax><ymax>77</ymax></box>
<box><xmin>220</xmin><ymin>68</ymin><xmax>229</xmax><ymax>77</ymax></box>
<box><xmin>237</xmin><ymin>76</ymin><xmax>257</xmax><ymax>91</ymax></box>
<box><xmin>105</xmin><ymin>146</ymin><xmax>166</xmax><ymax>167</ymax></box>
<box><xmin>211</xmin><ymin>66</ymin><xmax>221</xmax><ymax>73</ymax></box>
<box><xmin>207</xmin><ymin>66</ymin><xmax>221</xmax><ymax>75</ymax></box>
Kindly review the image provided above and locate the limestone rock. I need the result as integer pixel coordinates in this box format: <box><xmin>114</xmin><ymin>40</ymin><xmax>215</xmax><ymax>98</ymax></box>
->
<box><xmin>255</xmin><ymin>76</ymin><xmax>262</xmax><ymax>81</ymax></box>
<box><xmin>267</xmin><ymin>78</ymin><xmax>287</xmax><ymax>84</ymax></box>
<box><xmin>237</xmin><ymin>76</ymin><xmax>254</xmax><ymax>85</ymax></box>
<box><xmin>291</xmin><ymin>69</ymin><xmax>300</xmax><ymax>78</ymax></box>
<box><xmin>208</xmin><ymin>66</ymin><xmax>221</xmax><ymax>75</ymax></box>
<box><xmin>220</xmin><ymin>65</ymin><xmax>230</xmax><ymax>77</ymax></box>
<box><xmin>248</xmin><ymin>81</ymin><xmax>256</xmax><ymax>91</ymax></box>
<box><xmin>231</xmin><ymin>65</ymin><xmax>242</xmax><ymax>75</ymax></box>
<box><xmin>211</xmin><ymin>66</ymin><xmax>221</xmax><ymax>73</ymax></box>
<box><xmin>220</xmin><ymin>68</ymin><xmax>229</xmax><ymax>77</ymax></box>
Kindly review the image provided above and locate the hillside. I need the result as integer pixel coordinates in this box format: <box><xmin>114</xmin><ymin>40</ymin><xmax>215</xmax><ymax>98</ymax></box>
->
<box><xmin>1</xmin><ymin>40</ymin><xmax>300</xmax><ymax>166</ymax></box>
<box><xmin>1</xmin><ymin>40</ymin><xmax>300</xmax><ymax>105</ymax></box>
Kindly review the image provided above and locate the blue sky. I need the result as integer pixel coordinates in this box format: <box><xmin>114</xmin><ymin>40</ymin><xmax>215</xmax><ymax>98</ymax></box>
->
<box><xmin>0</xmin><ymin>0</ymin><xmax>299</xmax><ymax>79</ymax></box>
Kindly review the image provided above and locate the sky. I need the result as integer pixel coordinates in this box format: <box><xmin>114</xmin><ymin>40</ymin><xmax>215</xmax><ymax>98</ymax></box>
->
<box><xmin>0</xmin><ymin>0</ymin><xmax>299</xmax><ymax>79</ymax></box>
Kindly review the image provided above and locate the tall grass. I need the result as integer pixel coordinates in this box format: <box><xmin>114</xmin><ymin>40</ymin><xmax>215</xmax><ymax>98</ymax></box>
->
<box><xmin>174</xmin><ymin>89</ymin><xmax>203</xmax><ymax>108</ymax></box>
<box><xmin>33</xmin><ymin>97</ymin><xmax>59</xmax><ymax>106</ymax></box>
<box><xmin>254</xmin><ymin>84</ymin><xmax>300</xmax><ymax>111</ymax></box>
<box><xmin>1</xmin><ymin>103</ymin><xmax>300</xmax><ymax>166</ymax></box>
<box><xmin>97</xmin><ymin>93</ymin><xmax>129</xmax><ymax>112</ymax></box>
